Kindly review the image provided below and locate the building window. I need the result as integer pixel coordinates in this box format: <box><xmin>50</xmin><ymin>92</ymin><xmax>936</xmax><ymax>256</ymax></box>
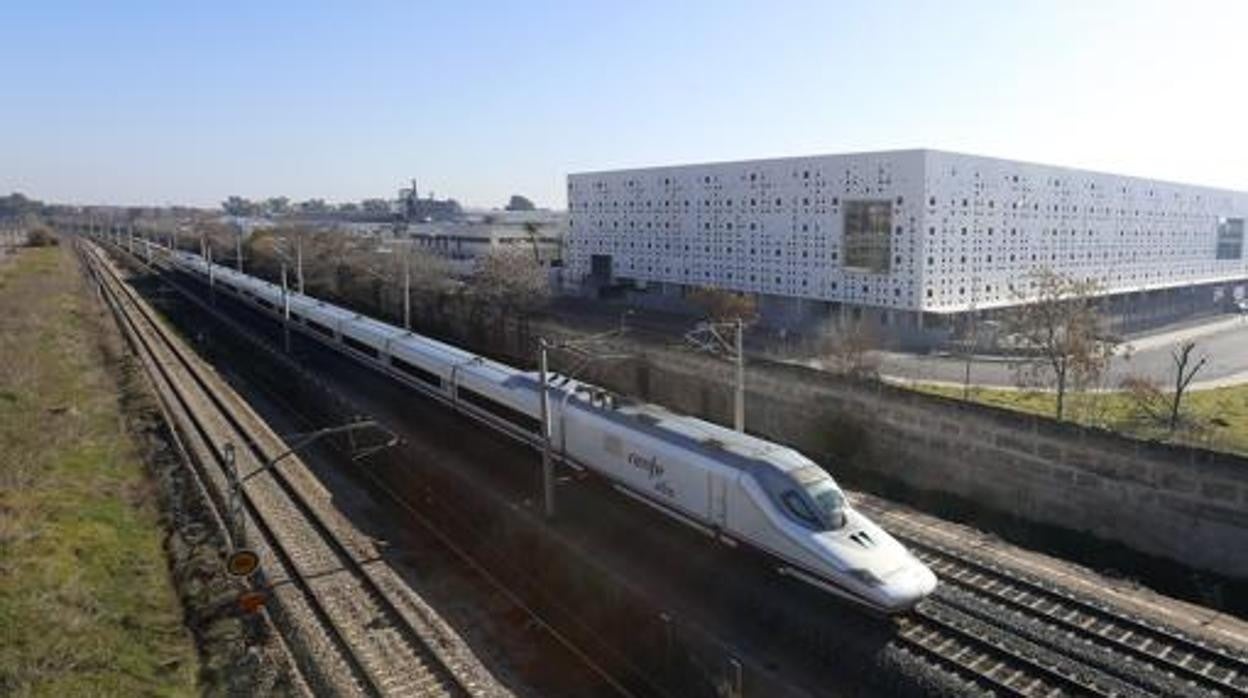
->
<box><xmin>842</xmin><ymin>200</ymin><xmax>893</xmax><ymax>273</ymax></box>
<box><xmin>1217</xmin><ymin>218</ymin><xmax>1244</xmax><ymax>259</ymax></box>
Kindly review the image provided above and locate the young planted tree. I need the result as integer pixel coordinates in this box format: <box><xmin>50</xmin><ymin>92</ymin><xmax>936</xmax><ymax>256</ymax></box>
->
<box><xmin>686</xmin><ymin>286</ymin><xmax>759</xmax><ymax>324</ymax></box>
<box><xmin>823</xmin><ymin>320</ymin><xmax>881</xmax><ymax>379</ymax></box>
<box><xmin>1004</xmin><ymin>268</ymin><xmax>1115</xmax><ymax>420</ymax></box>
<box><xmin>1166</xmin><ymin>340</ymin><xmax>1208</xmax><ymax>433</ymax></box>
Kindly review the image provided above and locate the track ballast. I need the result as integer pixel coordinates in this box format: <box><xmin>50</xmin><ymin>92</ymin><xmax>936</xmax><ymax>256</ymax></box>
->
<box><xmin>79</xmin><ymin>239</ymin><xmax>495</xmax><ymax>697</ymax></box>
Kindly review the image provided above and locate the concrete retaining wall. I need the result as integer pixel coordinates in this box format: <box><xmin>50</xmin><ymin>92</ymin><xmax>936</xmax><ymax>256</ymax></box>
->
<box><xmin>623</xmin><ymin>347</ymin><xmax>1248</xmax><ymax>579</ymax></box>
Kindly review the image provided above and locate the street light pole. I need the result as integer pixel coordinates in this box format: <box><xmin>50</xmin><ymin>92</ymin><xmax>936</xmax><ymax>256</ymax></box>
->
<box><xmin>227</xmin><ymin>420</ymin><xmax>391</xmax><ymax>545</ymax></box>
<box><xmin>236</xmin><ymin>230</ymin><xmax>244</xmax><ymax>273</ymax></box>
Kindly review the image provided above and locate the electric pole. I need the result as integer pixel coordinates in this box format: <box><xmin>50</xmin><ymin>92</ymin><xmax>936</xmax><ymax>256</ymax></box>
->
<box><xmin>538</xmin><ymin>339</ymin><xmax>554</xmax><ymax>519</ymax></box>
<box><xmin>685</xmin><ymin>319</ymin><xmax>747</xmax><ymax>432</ymax></box>
<box><xmin>281</xmin><ymin>261</ymin><xmax>291</xmax><ymax>353</ymax></box>
<box><xmin>734</xmin><ymin>318</ymin><xmax>744</xmax><ymax>432</ymax></box>
<box><xmin>402</xmin><ymin>245</ymin><xmax>412</xmax><ymax>330</ymax></box>
<box><xmin>295</xmin><ymin>232</ymin><xmax>304</xmax><ymax>294</ymax></box>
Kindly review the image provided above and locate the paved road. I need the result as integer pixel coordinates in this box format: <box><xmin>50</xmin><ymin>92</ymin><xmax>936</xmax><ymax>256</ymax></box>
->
<box><xmin>874</xmin><ymin>314</ymin><xmax>1248</xmax><ymax>389</ymax></box>
<box><xmin>550</xmin><ymin>297</ymin><xmax>1248</xmax><ymax>390</ymax></box>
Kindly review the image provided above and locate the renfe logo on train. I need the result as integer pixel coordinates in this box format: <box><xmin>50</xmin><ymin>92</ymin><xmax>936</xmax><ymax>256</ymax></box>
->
<box><xmin>627</xmin><ymin>452</ymin><xmax>664</xmax><ymax>479</ymax></box>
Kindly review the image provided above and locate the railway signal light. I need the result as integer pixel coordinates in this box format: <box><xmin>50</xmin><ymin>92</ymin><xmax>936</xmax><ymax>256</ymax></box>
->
<box><xmin>225</xmin><ymin>548</ymin><xmax>260</xmax><ymax>577</ymax></box>
<box><xmin>236</xmin><ymin>590</ymin><xmax>268</xmax><ymax>614</ymax></box>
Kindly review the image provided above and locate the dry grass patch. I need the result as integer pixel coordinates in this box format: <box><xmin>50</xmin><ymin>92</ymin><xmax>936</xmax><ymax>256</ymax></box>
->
<box><xmin>912</xmin><ymin>382</ymin><xmax>1248</xmax><ymax>457</ymax></box>
<box><xmin>0</xmin><ymin>246</ymin><xmax>198</xmax><ymax>696</ymax></box>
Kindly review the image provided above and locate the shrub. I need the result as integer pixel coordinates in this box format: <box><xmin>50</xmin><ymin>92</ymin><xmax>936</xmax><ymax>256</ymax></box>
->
<box><xmin>25</xmin><ymin>226</ymin><xmax>58</xmax><ymax>247</ymax></box>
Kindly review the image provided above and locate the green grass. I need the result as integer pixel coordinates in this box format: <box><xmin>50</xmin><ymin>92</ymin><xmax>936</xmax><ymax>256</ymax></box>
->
<box><xmin>0</xmin><ymin>246</ymin><xmax>198</xmax><ymax>696</ymax></box>
<box><xmin>913</xmin><ymin>381</ymin><xmax>1248</xmax><ymax>457</ymax></box>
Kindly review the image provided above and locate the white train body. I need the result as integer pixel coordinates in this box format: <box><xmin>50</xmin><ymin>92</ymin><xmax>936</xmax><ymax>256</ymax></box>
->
<box><xmin>164</xmin><ymin>248</ymin><xmax>936</xmax><ymax>613</ymax></box>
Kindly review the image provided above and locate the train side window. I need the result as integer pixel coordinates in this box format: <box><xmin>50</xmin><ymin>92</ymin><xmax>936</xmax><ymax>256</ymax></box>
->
<box><xmin>342</xmin><ymin>334</ymin><xmax>379</xmax><ymax>358</ymax></box>
<box><xmin>306</xmin><ymin>320</ymin><xmax>335</xmax><ymax>338</ymax></box>
<box><xmin>781</xmin><ymin>491</ymin><xmax>819</xmax><ymax>529</ymax></box>
<box><xmin>391</xmin><ymin>355</ymin><xmax>442</xmax><ymax>388</ymax></box>
<box><xmin>457</xmin><ymin>386</ymin><xmax>540</xmax><ymax>433</ymax></box>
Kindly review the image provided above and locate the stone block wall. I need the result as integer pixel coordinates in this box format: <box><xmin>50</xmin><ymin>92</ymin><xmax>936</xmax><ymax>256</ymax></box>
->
<box><xmin>442</xmin><ymin>313</ymin><xmax>1248</xmax><ymax>580</ymax></box>
<box><xmin>575</xmin><ymin>339</ymin><xmax>1248</xmax><ymax>580</ymax></box>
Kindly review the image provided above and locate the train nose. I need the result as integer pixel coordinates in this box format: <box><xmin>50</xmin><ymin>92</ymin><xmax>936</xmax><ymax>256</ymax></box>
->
<box><xmin>882</xmin><ymin>563</ymin><xmax>938</xmax><ymax>612</ymax></box>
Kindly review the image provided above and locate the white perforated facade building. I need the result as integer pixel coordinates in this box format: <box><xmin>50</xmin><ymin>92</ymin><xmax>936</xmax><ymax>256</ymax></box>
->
<box><xmin>566</xmin><ymin>150</ymin><xmax>1247</xmax><ymax>342</ymax></box>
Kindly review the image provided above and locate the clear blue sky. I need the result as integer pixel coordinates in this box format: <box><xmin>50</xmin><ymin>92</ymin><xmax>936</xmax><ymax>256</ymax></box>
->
<box><xmin>2</xmin><ymin>1</ymin><xmax>1244</xmax><ymax>209</ymax></box>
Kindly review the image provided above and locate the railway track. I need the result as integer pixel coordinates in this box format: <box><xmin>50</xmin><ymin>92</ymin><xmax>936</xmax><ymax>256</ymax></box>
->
<box><xmin>80</xmin><ymin>231</ymin><xmax>1248</xmax><ymax>698</ymax></box>
<box><xmin>855</xmin><ymin>501</ymin><xmax>1248</xmax><ymax>697</ymax></box>
<box><xmin>79</xmin><ymin>240</ymin><xmax>491</xmax><ymax>697</ymax></box>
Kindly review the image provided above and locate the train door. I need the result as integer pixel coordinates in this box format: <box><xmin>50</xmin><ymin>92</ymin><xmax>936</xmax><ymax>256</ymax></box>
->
<box><xmin>709</xmin><ymin>472</ymin><xmax>728</xmax><ymax>529</ymax></box>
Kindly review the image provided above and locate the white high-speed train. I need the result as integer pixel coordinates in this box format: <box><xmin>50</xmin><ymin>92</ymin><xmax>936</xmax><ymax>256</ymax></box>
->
<box><xmin>163</xmin><ymin>248</ymin><xmax>937</xmax><ymax>614</ymax></box>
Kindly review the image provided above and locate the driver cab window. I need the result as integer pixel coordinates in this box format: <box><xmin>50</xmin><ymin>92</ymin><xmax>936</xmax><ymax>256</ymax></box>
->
<box><xmin>781</xmin><ymin>490</ymin><xmax>819</xmax><ymax>528</ymax></box>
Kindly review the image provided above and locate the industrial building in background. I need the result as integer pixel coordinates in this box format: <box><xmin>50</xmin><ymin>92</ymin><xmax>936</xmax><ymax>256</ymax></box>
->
<box><xmin>398</xmin><ymin>179</ymin><xmax>463</xmax><ymax>222</ymax></box>
<box><xmin>401</xmin><ymin>209</ymin><xmax>566</xmax><ymax>276</ymax></box>
<box><xmin>566</xmin><ymin>149</ymin><xmax>1248</xmax><ymax>348</ymax></box>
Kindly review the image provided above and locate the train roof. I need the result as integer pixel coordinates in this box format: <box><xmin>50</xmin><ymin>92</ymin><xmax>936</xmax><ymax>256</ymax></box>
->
<box><xmin>618</xmin><ymin>401</ymin><xmax>815</xmax><ymax>474</ymax></box>
<box><xmin>517</xmin><ymin>373</ymin><xmax>820</xmax><ymax>479</ymax></box>
<box><xmin>175</xmin><ymin>250</ymin><xmax>824</xmax><ymax>484</ymax></box>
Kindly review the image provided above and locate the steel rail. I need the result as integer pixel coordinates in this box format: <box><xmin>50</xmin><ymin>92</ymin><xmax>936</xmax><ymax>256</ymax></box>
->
<box><xmin>84</xmin><ymin>240</ymin><xmax>474</xmax><ymax>697</ymax></box>
<box><xmin>856</xmin><ymin>500</ymin><xmax>1248</xmax><ymax>697</ymax></box>
<box><xmin>119</xmin><ymin>238</ymin><xmax>678</xmax><ymax>698</ymax></box>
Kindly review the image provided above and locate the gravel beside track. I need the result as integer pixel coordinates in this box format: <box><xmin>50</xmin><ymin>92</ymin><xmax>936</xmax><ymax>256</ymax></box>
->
<box><xmin>80</xmin><ymin>240</ymin><xmax>502</xmax><ymax>697</ymax></box>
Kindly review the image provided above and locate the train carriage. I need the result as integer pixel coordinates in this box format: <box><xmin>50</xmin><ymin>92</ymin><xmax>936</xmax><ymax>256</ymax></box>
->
<box><xmin>161</xmin><ymin>247</ymin><xmax>937</xmax><ymax>614</ymax></box>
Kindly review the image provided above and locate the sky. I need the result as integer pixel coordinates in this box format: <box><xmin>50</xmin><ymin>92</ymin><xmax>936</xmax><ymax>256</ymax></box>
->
<box><xmin>1</xmin><ymin>1</ymin><xmax>1245</xmax><ymax>210</ymax></box>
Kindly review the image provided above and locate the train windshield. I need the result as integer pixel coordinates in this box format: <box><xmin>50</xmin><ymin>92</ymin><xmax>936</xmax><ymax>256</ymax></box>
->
<box><xmin>790</xmin><ymin>465</ymin><xmax>847</xmax><ymax>531</ymax></box>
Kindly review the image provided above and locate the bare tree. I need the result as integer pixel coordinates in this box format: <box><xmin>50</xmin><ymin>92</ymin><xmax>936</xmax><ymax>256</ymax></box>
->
<box><xmin>470</xmin><ymin>245</ymin><xmax>551</xmax><ymax>319</ymax></box>
<box><xmin>194</xmin><ymin>220</ymin><xmax>245</xmax><ymax>266</ymax></box>
<box><xmin>24</xmin><ymin>223</ymin><xmax>58</xmax><ymax>247</ymax></box>
<box><xmin>1167</xmin><ymin>341</ymin><xmax>1208</xmax><ymax>433</ymax></box>
<box><xmin>372</xmin><ymin>243</ymin><xmax>455</xmax><ymax>325</ymax></box>
<box><xmin>1004</xmin><ymin>268</ymin><xmax>1115</xmax><ymax>420</ymax></box>
<box><xmin>1120</xmin><ymin>373</ymin><xmax>1167</xmax><ymax>426</ymax></box>
<box><xmin>958</xmin><ymin>291</ymin><xmax>980</xmax><ymax>400</ymax></box>
<box><xmin>822</xmin><ymin>321</ymin><xmax>881</xmax><ymax>379</ymax></box>
<box><xmin>686</xmin><ymin>286</ymin><xmax>759</xmax><ymax>325</ymax></box>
